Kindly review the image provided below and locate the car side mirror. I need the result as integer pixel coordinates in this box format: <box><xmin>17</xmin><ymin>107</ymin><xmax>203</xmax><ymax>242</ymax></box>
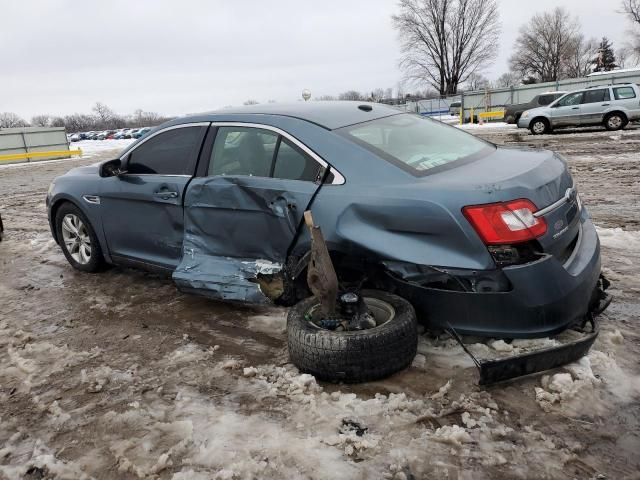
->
<box><xmin>99</xmin><ymin>158</ymin><xmax>126</xmax><ymax>177</ymax></box>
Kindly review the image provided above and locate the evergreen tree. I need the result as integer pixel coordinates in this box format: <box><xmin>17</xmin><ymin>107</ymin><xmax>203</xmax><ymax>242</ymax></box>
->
<box><xmin>592</xmin><ymin>37</ymin><xmax>618</xmax><ymax>72</ymax></box>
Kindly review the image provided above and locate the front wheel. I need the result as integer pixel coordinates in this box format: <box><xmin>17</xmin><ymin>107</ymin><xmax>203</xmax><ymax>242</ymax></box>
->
<box><xmin>55</xmin><ymin>203</ymin><xmax>104</xmax><ymax>272</ymax></box>
<box><xmin>530</xmin><ymin>118</ymin><xmax>549</xmax><ymax>135</ymax></box>
<box><xmin>287</xmin><ymin>290</ymin><xmax>418</xmax><ymax>383</ymax></box>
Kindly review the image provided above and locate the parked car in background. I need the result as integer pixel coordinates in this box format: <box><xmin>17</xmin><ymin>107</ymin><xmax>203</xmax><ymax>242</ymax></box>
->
<box><xmin>504</xmin><ymin>91</ymin><xmax>566</xmax><ymax>124</ymax></box>
<box><xmin>518</xmin><ymin>83</ymin><xmax>640</xmax><ymax>134</ymax></box>
<box><xmin>132</xmin><ymin>127</ymin><xmax>151</xmax><ymax>139</ymax></box>
<box><xmin>448</xmin><ymin>101</ymin><xmax>461</xmax><ymax>116</ymax></box>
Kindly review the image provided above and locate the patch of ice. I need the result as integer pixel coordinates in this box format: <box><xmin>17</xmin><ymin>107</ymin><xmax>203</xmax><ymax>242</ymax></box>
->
<box><xmin>489</xmin><ymin>339</ymin><xmax>513</xmax><ymax>352</ymax></box>
<box><xmin>432</xmin><ymin>425</ymin><xmax>472</xmax><ymax>446</ymax></box>
<box><xmin>430</xmin><ymin>380</ymin><xmax>452</xmax><ymax>400</ymax></box>
<box><xmin>596</xmin><ymin>227</ymin><xmax>640</xmax><ymax>251</ymax></box>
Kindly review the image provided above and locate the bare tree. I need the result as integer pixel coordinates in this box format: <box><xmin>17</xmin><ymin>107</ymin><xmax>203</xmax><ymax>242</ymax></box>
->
<box><xmin>509</xmin><ymin>8</ymin><xmax>581</xmax><ymax>82</ymax></box>
<box><xmin>616</xmin><ymin>47</ymin><xmax>631</xmax><ymax>68</ymax></box>
<box><xmin>464</xmin><ymin>72</ymin><xmax>490</xmax><ymax>91</ymax></box>
<box><xmin>495</xmin><ymin>72</ymin><xmax>521</xmax><ymax>88</ymax></box>
<box><xmin>30</xmin><ymin>115</ymin><xmax>51</xmax><ymax>127</ymax></box>
<box><xmin>0</xmin><ymin>112</ymin><xmax>29</xmax><ymax>128</ymax></box>
<box><xmin>565</xmin><ymin>35</ymin><xmax>597</xmax><ymax>78</ymax></box>
<box><xmin>621</xmin><ymin>0</ymin><xmax>640</xmax><ymax>61</ymax></box>
<box><xmin>622</xmin><ymin>0</ymin><xmax>640</xmax><ymax>24</ymax></box>
<box><xmin>338</xmin><ymin>90</ymin><xmax>364</xmax><ymax>101</ymax></box>
<box><xmin>315</xmin><ymin>95</ymin><xmax>337</xmax><ymax>101</ymax></box>
<box><xmin>131</xmin><ymin>109</ymin><xmax>164</xmax><ymax>127</ymax></box>
<box><xmin>92</xmin><ymin>102</ymin><xmax>115</xmax><ymax>125</ymax></box>
<box><xmin>371</xmin><ymin>88</ymin><xmax>385</xmax><ymax>101</ymax></box>
<box><xmin>393</xmin><ymin>0</ymin><xmax>501</xmax><ymax>95</ymax></box>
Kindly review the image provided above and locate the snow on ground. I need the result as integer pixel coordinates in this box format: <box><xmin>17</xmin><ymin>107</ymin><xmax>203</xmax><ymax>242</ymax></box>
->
<box><xmin>458</xmin><ymin>122</ymin><xmax>515</xmax><ymax>130</ymax></box>
<box><xmin>74</xmin><ymin>139</ymin><xmax>135</xmax><ymax>157</ymax></box>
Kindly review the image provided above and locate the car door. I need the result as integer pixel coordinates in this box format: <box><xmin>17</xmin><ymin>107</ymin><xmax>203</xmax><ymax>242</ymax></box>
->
<box><xmin>100</xmin><ymin>123</ymin><xmax>208</xmax><ymax>269</ymax></box>
<box><xmin>550</xmin><ymin>92</ymin><xmax>584</xmax><ymax>127</ymax></box>
<box><xmin>173</xmin><ymin>124</ymin><xmax>332</xmax><ymax>303</ymax></box>
<box><xmin>580</xmin><ymin>88</ymin><xmax>611</xmax><ymax>125</ymax></box>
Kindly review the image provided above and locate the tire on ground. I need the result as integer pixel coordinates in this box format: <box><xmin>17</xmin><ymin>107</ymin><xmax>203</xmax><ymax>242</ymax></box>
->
<box><xmin>287</xmin><ymin>289</ymin><xmax>418</xmax><ymax>383</ymax></box>
<box><xmin>55</xmin><ymin>202</ymin><xmax>105</xmax><ymax>273</ymax></box>
<box><xmin>529</xmin><ymin>117</ymin><xmax>549</xmax><ymax>135</ymax></box>
<box><xmin>604</xmin><ymin>112</ymin><xmax>627</xmax><ymax>131</ymax></box>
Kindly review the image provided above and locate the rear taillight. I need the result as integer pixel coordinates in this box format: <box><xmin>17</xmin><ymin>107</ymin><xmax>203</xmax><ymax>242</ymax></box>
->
<box><xmin>463</xmin><ymin>199</ymin><xmax>547</xmax><ymax>245</ymax></box>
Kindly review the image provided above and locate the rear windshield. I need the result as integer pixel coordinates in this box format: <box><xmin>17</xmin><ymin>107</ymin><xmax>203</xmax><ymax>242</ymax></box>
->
<box><xmin>339</xmin><ymin>114</ymin><xmax>492</xmax><ymax>175</ymax></box>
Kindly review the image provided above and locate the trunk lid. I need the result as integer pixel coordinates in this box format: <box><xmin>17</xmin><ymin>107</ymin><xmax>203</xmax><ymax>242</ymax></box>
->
<box><xmin>421</xmin><ymin>146</ymin><xmax>579</xmax><ymax>261</ymax></box>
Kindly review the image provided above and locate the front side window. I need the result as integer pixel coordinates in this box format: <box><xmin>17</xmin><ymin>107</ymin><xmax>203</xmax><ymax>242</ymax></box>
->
<box><xmin>127</xmin><ymin>127</ymin><xmax>202</xmax><ymax>175</ymax></box>
<box><xmin>582</xmin><ymin>89</ymin><xmax>611</xmax><ymax>104</ymax></box>
<box><xmin>339</xmin><ymin>114</ymin><xmax>492</xmax><ymax>176</ymax></box>
<box><xmin>613</xmin><ymin>86</ymin><xmax>636</xmax><ymax>100</ymax></box>
<box><xmin>556</xmin><ymin>92</ymin><xmax>583</xmax><ymax>107</ymax></box>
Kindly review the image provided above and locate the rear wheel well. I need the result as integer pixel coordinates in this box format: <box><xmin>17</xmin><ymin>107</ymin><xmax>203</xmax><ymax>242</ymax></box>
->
<box><xmin>604</xmin><ymin>110</ymin><xmax>628</xmax><ymax>123</ymax></box>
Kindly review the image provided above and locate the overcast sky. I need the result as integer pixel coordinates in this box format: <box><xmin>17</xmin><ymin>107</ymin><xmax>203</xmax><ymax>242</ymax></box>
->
<box><xmin>0</xmin><ymin>0</ymin><xmax>629</xmax><ymax>119</ymax></box>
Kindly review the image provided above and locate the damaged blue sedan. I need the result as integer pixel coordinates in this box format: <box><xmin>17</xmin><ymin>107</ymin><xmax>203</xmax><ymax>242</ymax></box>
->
<box><xmin>46</xmin><ymin>102</ymin><xmax>610</xmax><ymax>383</ymax></box>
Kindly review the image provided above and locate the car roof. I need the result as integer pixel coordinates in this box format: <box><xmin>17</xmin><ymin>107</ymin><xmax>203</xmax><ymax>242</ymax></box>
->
<box><xmin>176</xmin><ymin>101</ymin><xmax>403</xmax><ymax>130</ymax></box>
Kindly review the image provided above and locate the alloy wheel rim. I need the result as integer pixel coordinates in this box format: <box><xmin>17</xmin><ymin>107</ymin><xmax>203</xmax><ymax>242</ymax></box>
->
<box><xmin>608</xmin><ymin>116</ymin><xmax>622</xmax><ymax>128</ymax></box>
<box><xmin>533</xmin><ymin>122</ymin><xmax>545</xmax><ymax>134</ymax></box>
<box><xmin>61</xmin><ymin>214</ymin><xmax>92</xmax><ymax>264</ymax></box>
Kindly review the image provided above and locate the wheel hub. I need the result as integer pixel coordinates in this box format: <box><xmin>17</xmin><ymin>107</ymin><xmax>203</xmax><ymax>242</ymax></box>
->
<box><xmin>61</xmin><ymin>213</ymin><xmax>92</xmax><ymax>265</ymax></box>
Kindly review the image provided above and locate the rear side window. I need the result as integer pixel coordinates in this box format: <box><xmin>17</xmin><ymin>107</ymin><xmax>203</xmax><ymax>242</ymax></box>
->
<box><xmin>339</xmin><ymin>114</ymin><xmax>492</xmax><ymax>176</ymax></box>
<box><xmin>537</xmin><ymin>95</ymin><xmax>555</xmax><ymax>105</ymax></box>
<box><xmin>273</xmin><ymin>139</ymin><xmax>321</xmax><ymax>181</ymax></box>
<box><xmin>209</xmin><ymin>127</ymin><xmax>322</xmax><ymax>181</ymax></box>
<box><xmin>209</xmin><ymin>127</ymin><xmax>277</xmax><ymax>177</ymax></box>
<box><xmin>582</xmin><ymin>89</ymin><xmax>611</xmax><ymax>104</ymax></box>
<box><xmin>127</xmin><ymin>127</ymin><xmax>203</xmax><ymax>175</ymax></box>
<box><xmin>613</xmin><ymin>86</ymin><xmax>636</xmax><ymax>100</ymax></box>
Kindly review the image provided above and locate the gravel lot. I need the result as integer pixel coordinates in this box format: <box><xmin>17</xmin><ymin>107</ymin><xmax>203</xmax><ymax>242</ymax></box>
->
<box><xmin>1</xmin><ymin>127</ymin><xmax>639</xmax><ymax>479</ymax></box>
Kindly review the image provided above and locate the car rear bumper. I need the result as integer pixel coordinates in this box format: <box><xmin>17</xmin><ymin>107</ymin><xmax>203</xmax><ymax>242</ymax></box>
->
<box><xmin>387</xmin><ymin>218</ymin><xmax>602</xmax><ymax>338</ymax></box>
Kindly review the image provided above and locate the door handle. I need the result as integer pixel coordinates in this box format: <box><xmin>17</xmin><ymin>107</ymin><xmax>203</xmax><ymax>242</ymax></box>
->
<box><xmin>154</xmin><ymin>191</ymin><xmax>178</xmax><ymax>199</ymax></box>
<box><xmin>602</xmin><ymin>103</ymin><xmax>610</xmax><ymax>106</ymax></box>
<box><xmin>571</xmin><ymin>107</ymin><xmax>579</xmax><ymax>110</ymax></box>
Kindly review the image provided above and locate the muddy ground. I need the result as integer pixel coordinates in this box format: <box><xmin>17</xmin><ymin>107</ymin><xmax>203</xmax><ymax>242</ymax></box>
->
<box><xmin>1</xmin><ymin>127</ymin><xmax>639</xmax><ymax>479</ymax></box>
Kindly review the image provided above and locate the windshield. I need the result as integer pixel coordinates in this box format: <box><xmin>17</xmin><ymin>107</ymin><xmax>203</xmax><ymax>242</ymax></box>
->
<box><xmin>339</xmin><ymin>114</ymin><xmax>492</xmax><ymax>175</ymax></box>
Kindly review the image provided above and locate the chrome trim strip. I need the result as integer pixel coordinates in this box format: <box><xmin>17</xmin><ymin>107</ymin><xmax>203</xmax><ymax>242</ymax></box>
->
<box><xmin>563</xmin><ymin>223</ymin><xmax>583</xmax><ymax>269</ymax></box>
<box><xmin>120</xmin><ymin>174</ymin><xmax>191</xmax><ymax>178</ymax></box>
<box><xmin>534</xmin><ymin>185</ymin><xmax>576</xmax><ymax>217</ymax></box>
<box><xmin>209</xmin><ymin>121</ymin><xmax>346</xmax><ymax>185</ymax></box>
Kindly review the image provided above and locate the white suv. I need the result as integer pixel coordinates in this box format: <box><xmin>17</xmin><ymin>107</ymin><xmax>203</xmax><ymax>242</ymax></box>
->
<box><xmin>518</xmin><ymin>83</ymin><xmax>640</xmax><ymax>135</ymax></box>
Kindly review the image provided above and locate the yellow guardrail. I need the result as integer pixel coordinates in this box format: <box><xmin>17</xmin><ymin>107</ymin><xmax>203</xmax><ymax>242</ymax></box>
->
<box><xmin>0</xmin><ymin>149</ymin><xmax>82</xmax><ymax>162</ymax></box>
<box><xmin>479</xmin><ymin>110</ymin><xmax>505</xmax><ymax>119</ymax></box>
